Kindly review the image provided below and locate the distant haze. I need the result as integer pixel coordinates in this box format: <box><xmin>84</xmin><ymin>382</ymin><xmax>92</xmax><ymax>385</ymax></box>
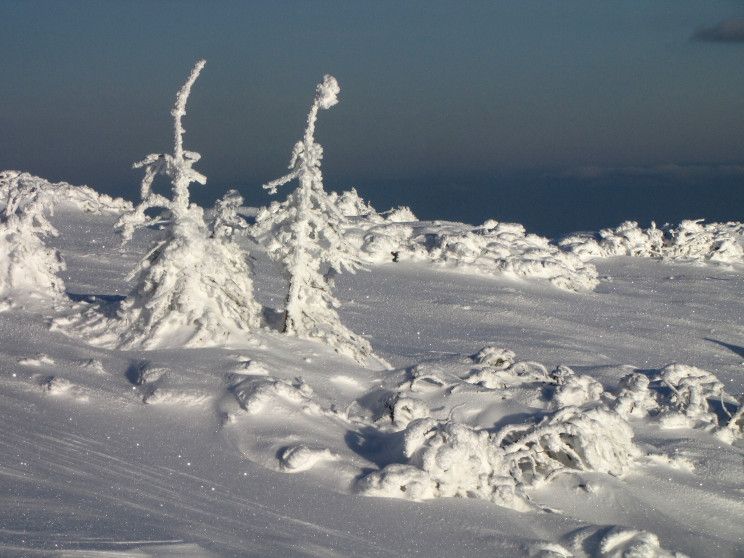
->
<box><xmin>1</xmin><ymin>1</ymin><xmax>743</xmax><ymax>237</ymax></box>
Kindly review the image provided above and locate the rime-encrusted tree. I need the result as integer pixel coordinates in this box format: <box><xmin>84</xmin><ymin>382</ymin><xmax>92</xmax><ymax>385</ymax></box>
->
<box><xmin>0</xmin><ymin>172</ymin><xmax>66</xmax><ymax>303</ymax></box>
<box><xmin>112</xmin><ymin>59</ymin><xmax>261</xmax><ymax>348</ymax></box>
<box><xmin>254</xmin><ymin>75</ymin><xmax>375</xmax><ymax>364</ymax></box>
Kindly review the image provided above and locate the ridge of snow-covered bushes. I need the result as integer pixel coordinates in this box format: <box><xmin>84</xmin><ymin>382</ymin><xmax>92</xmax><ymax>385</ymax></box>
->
<box><xmin>333</xmin><ymin>199</ymin><xmax>600</xmax><ymax>290</ymax></box>
<box><xmin>560</xmin><ymin>220</ymin><xmax>744</xmax><ymax>265</ymax></box>
<box><xmin>0</xmin><ymin>170</ymin><xmax>132</xmax><ymax>214</ymax></box>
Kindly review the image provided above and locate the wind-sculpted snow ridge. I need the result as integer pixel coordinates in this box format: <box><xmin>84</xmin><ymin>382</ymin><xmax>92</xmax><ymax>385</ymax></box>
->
<box><xmin>560</xmin><ymin>220</ymin><xmax>744</xmax><ymax>265</ymax></box>
<box><xmin>0</xmin><ymin>170</ymin><xmax>131</xmax><ymax>214</ymax></box>
<box><xmin>0</xmin><ymin>172</ymin><xmax>67</xmax><ymax>305</ymax></box>
<box><xmin>340</xmin><ymin>212</ymin><xmax>600</xmax><ymax>291</ymax></box>
<box><xmin>611</xmin><ymin>363</ymin><xmax>743</xmax><ymax>443</ymax></box>
<box><xmin>358</xmin><ymin>406</ymin><xmax>639</xmax><ymax>511</ymax></box>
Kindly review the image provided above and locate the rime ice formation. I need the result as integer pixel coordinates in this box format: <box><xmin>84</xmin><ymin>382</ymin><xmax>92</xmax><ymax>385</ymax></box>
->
<box><xmin>611</xmin><ymin>363</ymin><xmax>743</xmax><ymax>442</ymax></box>
<box><xmin>0</xmin><ymin>170</ymin><xmax>131</xmax><ymax>214</ymax></box>
<box><xmin>59</xmin><ymin>60</ymin><xmax>261</xmax><ymax>349</ymax></box>
<box><xmin>560</xmin><ymin>220</ymin><xmax>744</xmax><ymax>265</ymax></box>
<box><xmin>0</xmin><ymin>173</ymin><xmax>66</xmax><ymax>303</ymax></box>
<box><xmin>255</xmin><ymin>76</ymin><xmax>380</xmax><ymax>365</ymax></box>
<box><xmin>339</xmin><ymin>208</ymin><xmax>600</xmax><ymax>291</ymax></box>
<box><xmin>359</xmin><ymin>407</ymin><xmax>639</xmax><ymax>511</ymax></box>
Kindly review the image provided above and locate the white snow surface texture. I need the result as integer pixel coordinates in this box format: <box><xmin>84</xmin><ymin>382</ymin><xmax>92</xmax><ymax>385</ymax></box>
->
<box><xmin>0</xmin><ymin>175</ymin><xmax>742</xmax><ymax>557</ymax></box>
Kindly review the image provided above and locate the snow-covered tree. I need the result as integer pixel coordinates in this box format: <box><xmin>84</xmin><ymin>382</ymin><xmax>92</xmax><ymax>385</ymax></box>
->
<box><xmin>255</xmin><ymin>75</ymin><xmax>375</xmax><ymax>364</ymax></box>
<box><xmin>0</xmin><ymin>171</ymin><xmax>66</xmax><ymax>304</ymax></box>
<box><xmin>111</xmin><ymin>59</ymin><xmax>261</xmax><ymax>348</ymax></box>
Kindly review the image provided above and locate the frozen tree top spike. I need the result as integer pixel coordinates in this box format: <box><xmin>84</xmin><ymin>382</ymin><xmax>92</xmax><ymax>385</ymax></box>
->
<box><xmin>172</xmin><ymin>59</ymin><xmax>206</xmax><ymax>160</ymax></box>
<box><xmin>315</xmin><ymin>75</ymin><xmax>340</xmax><ymax>110</ymax></box>
<box><xmin>262</xmin><ymin>74</ymin><xmax>340</xmax><ymax>196</ymax></box>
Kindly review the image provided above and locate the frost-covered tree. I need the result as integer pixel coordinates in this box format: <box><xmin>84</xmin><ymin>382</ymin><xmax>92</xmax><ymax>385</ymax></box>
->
<box><xmin>255</xmin><ymin>75</ymin><xmax>375</xmax><ymax>364</ymax></box>
<box><xmin>111</xmin><ymin>59</ymin><xmax>261</xmax><ymax>348</ymax></box>
<box><xmin>0</xmin><ymin>172</ymin><xmax>66</xmax><ymax>304</ymax></box>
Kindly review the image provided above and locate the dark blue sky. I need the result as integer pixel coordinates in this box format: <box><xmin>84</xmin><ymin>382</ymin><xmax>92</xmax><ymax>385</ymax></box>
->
<box><xmin>1</xmin><ymin>1</ymin><xmax>743</xmax><ymax>235</ymax></box>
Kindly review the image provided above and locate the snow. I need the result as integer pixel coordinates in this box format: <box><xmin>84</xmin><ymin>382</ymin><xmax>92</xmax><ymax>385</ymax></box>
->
<box><xmin>0</xmin><ymin>177</ymin><xmax>742</xmax><ymax>556</ymax></box>
<box><xmin>560</xmin><ymin>220</ymin><xmax>744</xmax><ymax>266</ymax></box>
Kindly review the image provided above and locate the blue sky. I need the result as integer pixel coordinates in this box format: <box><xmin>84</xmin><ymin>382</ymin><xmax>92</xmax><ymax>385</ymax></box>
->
<box><xmin>1</xmin><ymin>1</ymin><xmax>743</xmax><ymax>233</ymax></box>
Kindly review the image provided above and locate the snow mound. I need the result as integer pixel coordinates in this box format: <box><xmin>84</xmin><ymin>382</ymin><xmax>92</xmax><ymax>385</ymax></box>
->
<box><xmin>230</xmin><ymin>375</ymin><xmax>321</xmax><ymax>415</ymax></box>
<box><xmin>0</xmin><ymin>170</ymin><xmax>131</xmax><ymax>214</ymax></box>
<box><xmin>278</xmin><ymin>444</ymin><xmax>337</xmax><ymax>472</ymax></box>
<box><xmin>573</xmin><ymin>525</ymin><xmax>689</xmax><ymax>558</ymax></box>
<box><xmin>38</xmin><ymin>375</ymin><xmax>89</xmax><ymax>401</ymax></box>
<box><xmin>560</xmin><ymin>220</ymin><xmax>744</xmax><ymax>265</ymax></box>
<box><xmin>349</xmin><ymin>217</ymin><xmax>599</xmax><ymax>291</ymax></box>
<box><xmin>359</xmin><ymin>406</ymin><xmax>638</xmax><ymax>510</ymax></box>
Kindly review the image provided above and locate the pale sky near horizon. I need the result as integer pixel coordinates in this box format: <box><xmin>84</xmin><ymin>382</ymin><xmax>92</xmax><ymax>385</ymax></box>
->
<box><xmin>1</xmin><ymin>1</ymin><xmax>743</xmax><ymax>233</ymax></box>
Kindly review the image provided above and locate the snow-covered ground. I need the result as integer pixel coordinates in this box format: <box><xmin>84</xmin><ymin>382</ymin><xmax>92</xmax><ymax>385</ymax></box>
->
<box><xmin>0</xmin><ymin>189</ymin><xmax>743</xmax><ymax>557</ymax></box>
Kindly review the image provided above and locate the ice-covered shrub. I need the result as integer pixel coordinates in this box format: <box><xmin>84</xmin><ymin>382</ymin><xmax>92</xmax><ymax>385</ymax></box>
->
<box><xmin>547</xmin><ymin>365</ymin><xmax>604</xmax><ymax>409</ymax></box>
<box><xmin>66</xmin><ymin>60</ymin><xmax>261</xmax><ymax>349</ymax></box>
<box><xmin>656</xmin><ymin>363</ymin><xmax>726</xmax><ymax>429</ymax></box>
<box><xmin>463</xmin><ymin>346</ymin><xmax>552</xmax><ymax>389</ymax></box>
<box><xmin>612</xmin><ymin>372</ymin><xmax>660</xmax><ymax>419</ymax></box>
<box><xmin>0</xmin><ymin>174</ymin><xmax>66</xmax><ymax>303</ymax></box>
<box><xmin>0</xmin><ymin>170</ymin><xmax>131</xmax><ymax>214</ymax></box>
<box><xmin>611</xmin><ymin>364</ymin><xmax>743</xmax><ymax>442</ymax></box>
<box><xmin>351</xmin><ymin>218</ymin><xmax>599</xmax><ymax>291</ymax></box>
<box><xmin>359</xmin><ymin>406</ymin><xmax>639</xmax><ymax>510</ymax></box>
<box><xmin>328</xmin><ymin>188</ymin><xmax>381</xmax><ymax>220</ymax></box>
<box><xmin>255</xmin><ymin>76</ymin><xmax>378</xmax><ymax>364</ymax></box>
<box><xmin>560</xmin><ymin>220</ymin><xmax>744</xmax><ymax>265</ymax></box>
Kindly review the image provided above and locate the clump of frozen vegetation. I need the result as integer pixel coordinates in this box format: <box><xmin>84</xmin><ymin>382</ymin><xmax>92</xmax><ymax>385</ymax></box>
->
<box><xmin>63</xmin><ymin>60</ymin><xmax>261</xmax><ymax>349</ymax></box>
<box><xmin>254</xmin><ymin>76</ymin><xmax>379</xmax><ymax>365</ymax></box>
<box><xmin>611</xmin><ymin>363</ymin><xmax>743</xmax><ymax>442</ymax></box>
<box><xmin>0</xmin><ymin>173</ymin><xmax>66</xmax><ymax>304</ymax></box>
<box><xmin>560</xmin><ymin>220</ymin><xmax>744</xmax><ymax>265</ymax></box>
<box><xmin>359</xmin><ymin>406</ymin><xmax>639</xmax><ymax>510</ymax></box>
<box><xmin>345</xmin><ymin>218</ymin><xmax>599</xmax><ymax>291</ymax></box>
<box><xmin>0</xmin><ymin>171</ymin><xmax>131</xmax><ymax>214</ymax></box>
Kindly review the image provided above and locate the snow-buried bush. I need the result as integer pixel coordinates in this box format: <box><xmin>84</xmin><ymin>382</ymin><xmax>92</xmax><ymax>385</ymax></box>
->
<box><xmin>358</xmin><ymin>406</ymin><xmax>639</xmax><ymax>510</ymax></box>
<box><xmin>611</xmin><ymin>363</ymin><xmax>743</xmax><ymax>443</ymax></box>
<box><xmin>339</xmin><ymin>213</ymin><xmax>601</xmax><ymax>291</ymax></box>
<box><xmin>0</xmin><ymin>173</ymin><xmax>66</xmax><ymax>304</ymax></box>
<box><xmin>560</xmin><ymin>220</ymin><xmax>744</xmax><ymax>265</ymax></box>
<box><xmin>0</xmin><ymin>171</ymin><xmax>131</xmax><ymax>214</ymax></box>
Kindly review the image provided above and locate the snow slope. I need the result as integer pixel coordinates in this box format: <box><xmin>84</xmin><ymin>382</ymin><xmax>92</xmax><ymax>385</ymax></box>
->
<box><xmin>0</xmin><ymin>191</ymin><xmax>743</xmax><ymax>557</ymax></box>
